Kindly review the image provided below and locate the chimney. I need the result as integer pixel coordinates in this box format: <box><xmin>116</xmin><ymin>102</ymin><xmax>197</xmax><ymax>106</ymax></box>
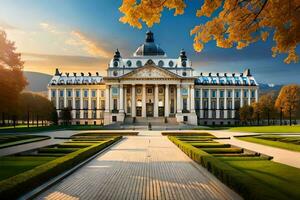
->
<box><xmin>81</xmin><ymin>72</ymin><xmax>84</xmax><ymax>76</ymax></box>
<box><xmin>88</xmin><ymin>72</ymin><xmax>91</xmax><ymax>76</ymax></box>
<box><xmin>96</xmin><ymin>72</ymin><xmax>99</xmax><ymax>76</ymax></box>
<box><xmin>73</xmin><ymin>72</ymin><xmax>77</xmax><ymax>77</ymax></box>
<box><xmin>66</xmin><ymin>73</ymin><xmax>69</xmax><ymax>77</ymax></box>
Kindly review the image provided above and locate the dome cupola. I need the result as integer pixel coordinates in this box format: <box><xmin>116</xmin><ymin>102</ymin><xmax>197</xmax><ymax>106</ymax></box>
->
<box><xmin>134</xmin><ymin>31</ymin><xmax>166</xmax><ymax>57</ymax></box>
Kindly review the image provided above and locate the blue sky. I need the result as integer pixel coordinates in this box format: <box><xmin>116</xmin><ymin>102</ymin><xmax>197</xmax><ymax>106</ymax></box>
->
<box><xmin>0</xmin><ymin>0</ymin><xmax>299</xmax><ymax>84</ymax></box>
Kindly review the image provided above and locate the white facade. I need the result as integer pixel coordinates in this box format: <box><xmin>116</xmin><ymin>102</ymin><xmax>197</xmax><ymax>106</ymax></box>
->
<box><xmin>48</xmin><ymin>31</ymin><xmax>258</xmax><ymax>126</ymax></box>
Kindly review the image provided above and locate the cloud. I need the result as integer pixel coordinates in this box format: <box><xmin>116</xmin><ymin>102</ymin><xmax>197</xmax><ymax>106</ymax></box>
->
<box><xmin>0</xmin><ymin>20</ymin><xmax>17</xmax><ymax>30</ymax></box>
<box><xmin>39</xmin><ymin>22</ymin><xmax>62</xmax><ymax>35</ymax></box>
<box><xmin>67</xmin><ymin>31</ymin><xmax>111</xmax><ymax>58</ymax></box>
<box><xmin>22</xmin><ymin>52</ymin><xmax>109</xmax><ymax>75</ymax></box>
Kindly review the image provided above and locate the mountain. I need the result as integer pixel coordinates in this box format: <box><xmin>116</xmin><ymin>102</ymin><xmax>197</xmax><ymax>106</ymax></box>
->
<box><xmin>258</xmin><ymin>83</ymin><xmax>283</xmax><ymax>95</ymax></box>
<box><xmin>24</xmin><ymin>71</ymin><xmax>52</xmax><ymax>92</ymax></box>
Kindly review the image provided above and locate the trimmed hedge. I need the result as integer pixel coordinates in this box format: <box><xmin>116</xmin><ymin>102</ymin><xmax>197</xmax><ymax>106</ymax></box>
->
<box><xmin>190</xmin><ymin>143</ymin><xmax>231</xmax><ymax>148</ymax></box>
<box><xmin>0</xmin><ymin>136</ymin><xmax>121</xmax><ymax>199</ymax></box>
<box><xmin>0</xmin><ymin>135</ymin><xmax>50</xmax><ymax>149</ymax></box>
<box><xmin>74</xmin><ymin>131</ymin><xmax>139</xmax><ymax>136</ymax></box>
<box><xmin>168</xmin><ymin>136</ymin><xmax>289</xmax><ymax>200</ymax></box>
<box><xmin>201</xmin><ymin>148</ymin><xmax>243</xmax><ymax>154</ymax></box>
<box><xmin>161</xmin><ymin>132</ymin><xmax>213</xmax><ymax>136</ymax></box>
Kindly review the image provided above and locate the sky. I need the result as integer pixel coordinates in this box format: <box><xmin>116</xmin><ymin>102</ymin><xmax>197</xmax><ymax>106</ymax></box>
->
<box><xmin>0</xmin><ymin>0</ymin><xmax>299</xmax><ymax>84</ymax></box>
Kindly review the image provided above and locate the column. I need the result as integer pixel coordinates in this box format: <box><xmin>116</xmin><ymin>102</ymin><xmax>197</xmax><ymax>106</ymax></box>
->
<box><xmin>124</xmin><ymin>86</ymin><xmax>127</xmax><ymax>113</ymax></box>
<box><xmin>131</xmin><ymin>84</ymin><xmax>136</xmax><ymax>117</ymax></box>
<box><xmin>119</xmin><ymin>85</ymin><xmax>124</xmax><ymax>113</ymax></box>
<box><xmin>165</xmin><ymin>84</ymin><xmax>169</xmax><ymax>116</ymax></box>
<box><xmin>142</xmin><ymin>84</ymin><xmax>146</xmax><ymax>117</ymax></box>
<box><xmin>154</xmin><ymin>84</ymin><xmax>159</xmax><ymax>117</ymax></box>
<box><xmin>208</xmin><ymin>89</ymin><xmax>212</xmax><ymax>118</ymax></box>
<box><xmin>190</xmin><ymin>85</ymin><xmax>195</xmax><ymax>113</ymax></box>
<box><xmin>64</xmin><ymin>88</ymin><xmax>67</xmax><ymax>108</ymax></box>
<box><xmin>187</xmin><ymin>86</ymin><xmax>190</xmax><ymax>111</ymax></box>
<box><xmin>88</xmin><ymin>89</ymin><xmax>92</xmax><ymax>118</ymax></box>
<box><xmin>72</xmin><ymin>89</ymin><xmax>76</xmax><ymax>119</ymax></box>
<box><xmin>109</xmin><ymin>86</ymin><xmax>113</xmax><ymax>111</ymax></box>
<box><xmin>248</xmin><ymin>89</ymin><xmax>251</xmax><ymax>105</ymax></box>
<box><xmin>48</xmin><ymin>89</ymin><xmax>51</xmax><ymax>101</ymax></box>
<box><xmin>96</xmin><ymin>89</ymin><xmax>100</xmax><ymax>118</ymax></box>
<box><xmin>200</xmin><ymin>88</ymin><xmax>203</xmax><ymax>118</ymax></box>
<box><xmin>232</xmin><ymin>89</ymin><xmax>235</xmax><ymax>118</ymax></box>
<box><xmin>80</xmin><ymin>89</ymin><xmax>83</xmax><ymax>119</ymax></box>
<box><xmin>240</xmin><ymin>88</ymin><xmax>244</xmax><ymax>107</ymax></box>
<box><xmin>224</xmin><ymin>89</ymin><xmax>228</xmax><ymax>118</ymax></box>
<box><xmin>255</xmin><ymin>89</ymin><xmax>258</xmax><ymax>102</ymax></box>
<box><xmin>216</xmin><ymin>88</ymin><xmax>220</xmax><ymax>118</ymax></box>
<box><xmin>176</xmin><ymin>84</ymin><xmax>182</xmax><ymax>113</ymax></box>
<box><xmin>55</xmin><ymin>89</ymin><xmax>59</xmax><ymax>109</ymax></box>
<box><xmin>105</xmin><ymin>86</ymin><xmax>110</xmax><ymax>112</ymax></box>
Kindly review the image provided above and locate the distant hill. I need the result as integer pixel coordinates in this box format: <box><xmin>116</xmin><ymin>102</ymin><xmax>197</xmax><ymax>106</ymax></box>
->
<box><xmin>24</xmin><ymin>71</ymin><xmax>52</xmax><ymax>92</ymax></box>
<box><xmin>258</xmin><ymin>83</ymin><xmax>283</xmax><ymax>95</ymax></box>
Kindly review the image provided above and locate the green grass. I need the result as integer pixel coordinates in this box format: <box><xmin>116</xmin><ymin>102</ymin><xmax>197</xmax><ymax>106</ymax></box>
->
<box><xmin>0</xmin><ymin>135</ymin><xmax>50</xmax><ymax>149</ymax></box>
<box><xmin>189</xmin><ymin>143</ymin><xmax>231</xmax><ymax>148</ymax></box>
<box><xmin>0</xmin><ymin>156</ymin><xmax>56</xmax><ymax>181</ymax></box>
<box><xmin>237</xmin><ymin>136</ymin><xmax>300</xmax><ymax>152</ymax></box>
<box><xmin>229</xmin><ymin>125</ymin><xmax>300</xmax><ymax>133</ymax></box>
<box><xmin>169</xmin><ymin>135</ymin><xmax>300</xmax><ymax>200</ymax></box>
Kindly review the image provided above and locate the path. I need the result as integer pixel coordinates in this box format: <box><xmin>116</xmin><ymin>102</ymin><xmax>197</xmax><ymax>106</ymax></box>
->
<box><xmin>35</xmin><ymin>131</ymin><xmax>241</xmax><ymax>200</ymax></box>
<box><xmin>210</xmin><ymin>130</ymin><xmax>300</xmax><ymax>169</ymax></box>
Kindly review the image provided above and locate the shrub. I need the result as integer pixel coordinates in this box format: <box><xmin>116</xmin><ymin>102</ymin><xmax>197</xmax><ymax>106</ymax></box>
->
<box><xmin>0</xmin><ymin>136</ymin><xmax>121</xmax><ymax>199</ymax></box>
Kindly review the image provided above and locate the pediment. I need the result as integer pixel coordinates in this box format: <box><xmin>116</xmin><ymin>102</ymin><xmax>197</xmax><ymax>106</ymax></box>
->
<box><xmin>121</xmin><ymin>64</ymin><xmax>180</xmax><ymax>79</ymax></box>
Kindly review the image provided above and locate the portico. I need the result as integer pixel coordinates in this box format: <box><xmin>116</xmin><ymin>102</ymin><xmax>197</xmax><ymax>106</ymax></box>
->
<box><xmin>103</xmin><ymin>64</ymin><xmax>197</xmax><ymax>125</ymax></box>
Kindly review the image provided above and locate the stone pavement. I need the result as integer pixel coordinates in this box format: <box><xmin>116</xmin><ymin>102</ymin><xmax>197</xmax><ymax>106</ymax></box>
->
<box><xmin>35</xmin><ymin>131</ymin><xmax>241</xmax><ymax>200</ymax></box>
<box><xmin>210</xmin><ymin>130</ymin><xmax>300</xmax><ymax>169</ymax></box>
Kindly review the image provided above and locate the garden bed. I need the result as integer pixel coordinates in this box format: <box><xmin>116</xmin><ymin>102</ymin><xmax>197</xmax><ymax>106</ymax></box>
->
<box><xmin>0</xmin><ymin>135</ymin><xmax>50</xmax><ymax>149</ymax></box>
<box><xmin>169</xmin><ymin>135</ymin><xmax>300</xmax><ymax>200</ymax></box>
<box><xmin>0</xmin><ymin>135</ymin><xmax>121</xmax><ymax>199</ymax></box>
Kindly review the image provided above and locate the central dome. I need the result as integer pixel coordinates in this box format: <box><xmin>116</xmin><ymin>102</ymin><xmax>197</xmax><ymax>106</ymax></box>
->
<box><xmin>134</xmin><ymin>31</ymin><xmax>166</xmax><ymax>57</ymax></box>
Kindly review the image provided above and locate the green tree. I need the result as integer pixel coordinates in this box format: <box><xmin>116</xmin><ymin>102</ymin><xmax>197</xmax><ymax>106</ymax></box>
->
<box><xmin>60</xmin><ymin>107</ymin><xmax>72</xmax><ymax>125</ymax></box>
<box><xmin>239</xmin><ymin>104</ymin><xmax>254</xmax><ymax>125</ymax></box>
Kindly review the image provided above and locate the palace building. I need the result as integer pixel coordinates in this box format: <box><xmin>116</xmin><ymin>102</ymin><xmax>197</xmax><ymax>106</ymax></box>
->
<box><xmin>48</xmin><ymin>31</ymin><xmax>259</xmax><ymax>126</ymax></box>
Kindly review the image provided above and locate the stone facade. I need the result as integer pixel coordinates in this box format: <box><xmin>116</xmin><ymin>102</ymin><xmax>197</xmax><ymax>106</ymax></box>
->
<box><xmin>48</xmin><ymin>31</ymin><xmax>258</xmax><ymax>126</ymax></box>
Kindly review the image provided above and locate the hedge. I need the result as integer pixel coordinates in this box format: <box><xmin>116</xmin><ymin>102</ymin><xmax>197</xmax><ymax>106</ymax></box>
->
<box><xmin>0</xmin><ymin>136</ymin><xmax>121</xmax><ymax>199</ymax></box>
<box><xmin>168</xmin><ymin>136</ymin><xmax>289</xmax><ymax>200</ymax></box>
<box><xmin>161</xmin><ymin>132</ymin><xmax>213</xmax><ymax>136</ymax></box>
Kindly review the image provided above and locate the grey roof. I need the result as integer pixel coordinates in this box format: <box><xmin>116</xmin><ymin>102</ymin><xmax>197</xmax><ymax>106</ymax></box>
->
<box><xmin>134</xmin><ymin>31</ymin><xmax>166</xmax><ymax>56</ymax></box>
<box><xmin>195</xmin><ymin>73</ymin><xmax>258</xmax><ymax>86</ymax></box>
<box><xmin>49</xmin><ymin>75</ymin><xmax>103</xmax><ymax>86</ymax></box>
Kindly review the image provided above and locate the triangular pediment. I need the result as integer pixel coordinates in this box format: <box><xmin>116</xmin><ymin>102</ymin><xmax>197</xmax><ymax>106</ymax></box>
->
<box><xmin>120</xmin><ymin>64</ymin><xmax>181</xmax><ymax>79</ymax></box>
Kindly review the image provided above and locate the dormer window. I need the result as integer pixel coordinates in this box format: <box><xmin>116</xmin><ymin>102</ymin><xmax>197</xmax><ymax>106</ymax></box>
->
<box><xmin>136</xmin><ymin>60</ymin><xmax>142</xmax><ymax>67</ymax></box>
<box><xmin>182</xmin><ymin>71</ymin><xmax>187</xmax><ymax>76</ymax></box>
<box><xmin>113</xmin><ymin>71</ymin><xmax>118</xmax><ymax>76</ymax></box>
<box><xmin>182</xmin><ymin>61</ymin><xmax>186</xmax><ymax>67</ymax></box>
<box><xmin>126</xmin><ymin>60</ymin><xmax>132</xmax><ymax>67</ymax></box>
<box><xmin>158</xmin><ymin>60</ymin><xmax>164</xmax><ymax>67</ymax></box>
<box><xmin>113</xmin><ymin>61</ymin><xmax>118</xmax><ymax>67</ymax></box>
<box><xmin>169</xmin><ymin>60</ymin><xmax>174</xmax><ymax>67</ymax></box>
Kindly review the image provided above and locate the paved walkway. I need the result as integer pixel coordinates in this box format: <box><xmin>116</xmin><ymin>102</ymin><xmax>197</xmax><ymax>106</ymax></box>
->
<box><xmin>35</xmin><ymin>131</ymin><xmax>241</xmax><ymax>200</ymax></box>
<box><xmin>210</xmin><ymin>130</ymin><xmax>300</xmax><ymax>169</ymax></box>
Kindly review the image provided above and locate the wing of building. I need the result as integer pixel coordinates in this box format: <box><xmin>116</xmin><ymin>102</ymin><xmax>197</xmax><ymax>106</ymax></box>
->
<box><xmin>48</xmin><ymin>31</ymin><xmax>259</xmax><ymax>126</ymax></box>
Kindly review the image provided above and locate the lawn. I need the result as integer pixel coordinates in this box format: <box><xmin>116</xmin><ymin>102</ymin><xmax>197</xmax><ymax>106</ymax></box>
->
<box><xmin>0</xmin><ymin>135</ymin><xmax>121</xmax><ymax>198</ymax></box>
<box><xmin>228</xmin><ymin>125</ymin><xmax>300</xmax><ymax>133</ymax></box>
<box><xmin>0</xmin><ymin>135</ymin><xmax>50</xmax><ymax>149</ymax></box>
<box><xmin>169</xmin><ymin>135</ymin><xmax>300</xmax><ymax>200</ymax></box>
<box><xmin>237</xmin><ymin>135</ymin><xmax>300</xmax><ymax>152</ymax></box>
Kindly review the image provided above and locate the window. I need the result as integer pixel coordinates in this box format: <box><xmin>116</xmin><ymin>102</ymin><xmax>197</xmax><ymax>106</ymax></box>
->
<box><xmin>235</xmin><ymin>91</ymin><xmax>240</xmax><ymax>98</ymax></box>
<box><xmin>147</xmin><ymin>88</ymin><xmax>152</xmax><ymax>93</ymax></box>
<box><xmin>182</xmin><ymin>61</ymin><xmax>186</xmax><ymax>67</ymax></box>
<box><xmin>67</xmin><ymin>100</ymin><xmax>72</xmax><ymax>108</ymax></box>
<box><xmin>195</xmin><ymin>100</ymin><xmax>200</xmax><ymax>109</ymax></box>
<box><xmin>195</xmin><ymin>90</ymin><xmax>200</xmax><ymax>98</ymax></box>
<box><xmin>75</xmin><ymin>100</ymin><xmax>80</xmax><ymax>109</ymax></box>
<box><xmin>67</xmin><ymin>90</ymin><xmax>72</xmax><ymax>97</ymax></box>
<box><xmin>112</xmin><ymin>87</ymin><xmax>118</xmax><ymax>96</ymax></box>
<box><xmin>204</xmin><ymin>90</ymin><xmax>208</xmax><ymax>98</ymax></box>
<box><xmin>183</xmin><ymin>98</ymin><xmax>187</xmax><ymax>111</ymax></box>
<box><xmin>158</xmin><ymin>60</ymin><xmax>164</xmax><ymax>67</ymax></box>
<box><xmin>113</xmin><ymin>61</ymin><xmax>118</xmax><ymax>67</ymax></box>
<box><xmin>84</xmin><ymin>90</ymin><xmax>88</xmax><ymax>97</ymax></box>
<box><xmin>136</xmin><ymin>60</ymin><xmax>142</xmax><ymax>67</ymax></box>
<box><xmin>92</xmin><ymin>111</ymin><xmax>96</xmax><ymax>119</ymax></box>
<box><xmin>101</xmin><ymin>90</ymin><xmax>105</xmax><ymax>97</ymax></box>
<box><xmin>251</xmin><ymin>90</ymin><xmax>255</xmax><ymax>98</ymax></box>
<box><xmin>169</xmin><ymin>60</ymin><xmax>174</xmax><ymax>67</ymax></box>
<box><xmin>60</xmin><ymin>90</ymin><xmax>64</xmax><ymax>97</ymax></box>
<box><xmin>212</xmin><ymin>90</ymin><xmax>216</xmax><ymax>98</ymax></box>
<box><xmin>76</xmin><ymin>90</ymin><xmax>80</xmax><ymax>97</ymax></box>
<box><xmin>126</xmin><ymin>60</ymin><xmax>132</xmax><ymax>67</ymax></box>
<box><xmin>113</xmin><ymin>71</ymin><xmax>118</xmax><ymax>76</ymax></box>
<box><xmin>227</xmin><ymin>91</ymin><xmax>231</xmax><ymax>98</ymax></box>
<box><xmin>52</xmin><ymin>90</ymin><xmax>56</xmax><ymax>97</ymax></box>
<box><xmin>113</xmin><ymin>99</ymin><xmax>118</xmax><ymax>110</ymax></box>
<box><xmin>83</xmin><ymin>100</ymin><xmax>88</xmax><ymax>110</ymax></box>
<box><xmin>92</xmin><ymin>100</ymin><xmax>97</xmax><ymax>110</ymax></box>
<box><xmin>92</xmin><ymin>90</ymin><xmax>96</xmax><ymax>97</ymax></box>
<box><xmin>244</xmin><ymin>90</ymin><xmax>248</xmax><ymax>98</ymax></box>
<box><xmin>181</xmin><ymin>88</ymin><xmax>188</xmax><ymax>96</ymax></box>
<box><xmin>101</xmin><ymin>100</ymin><xmax>105</xmax><ymax>109</ymax></box>
<box><xmin>220</xmin><ymin>91</ymin><xmax>224</xmax><ymax>98</ymax></box>
<box><xmin>84</xmin><ymin>111</ymin><xmax>88</xmax><ymax>119</ymax></box>
<box><xmin>76</xmin><ymin>111</ymin><xmax>80</xmax><ymax>119</ymax></box>
<box><xmin>182</xmin><ymin>71</ymin><xmax>187</xmax><ymax>76</ymax></box>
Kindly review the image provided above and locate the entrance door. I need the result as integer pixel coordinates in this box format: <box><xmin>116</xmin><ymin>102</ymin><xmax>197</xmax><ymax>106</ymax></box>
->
<box><xmin>146</xmin><ymin>103</ymin><xmax>154</xmax><ymax>117</ymax></box>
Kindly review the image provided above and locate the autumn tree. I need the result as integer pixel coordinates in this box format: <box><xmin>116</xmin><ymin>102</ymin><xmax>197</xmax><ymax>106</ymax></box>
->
<box><xmin>258</xmin><ymin>92</ymin><xmax>277</xmax><ymax>125</ymax></box>
<box><xmin>252</xmin><ymin>102</ymin><xmax>262</xmax><ymax>125</ymax></box>
<box><xmin>275</xmin><ymin>84</ymin><xmax>300</xmax><ymax>125</ymax></box>
<box><xmin>239</xmin><ymin>104</ymin><xmax>254</xmax><ymax>125</ymax></box>
<box><xmin>120</xmin><ymin>0</ymin><xmax>300</xmax><ymax>63</ymax></box>
<box><xmin>0</xmin><ymin>30</ymin><xmax>27</xmax><ymax>125</ymax></box>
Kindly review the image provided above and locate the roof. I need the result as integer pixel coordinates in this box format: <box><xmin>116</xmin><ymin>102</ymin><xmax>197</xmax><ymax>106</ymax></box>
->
<box><xmin>48</xmin><ymin>74</ymin><xmax>104</xmax><ymax>86</ymax></box>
